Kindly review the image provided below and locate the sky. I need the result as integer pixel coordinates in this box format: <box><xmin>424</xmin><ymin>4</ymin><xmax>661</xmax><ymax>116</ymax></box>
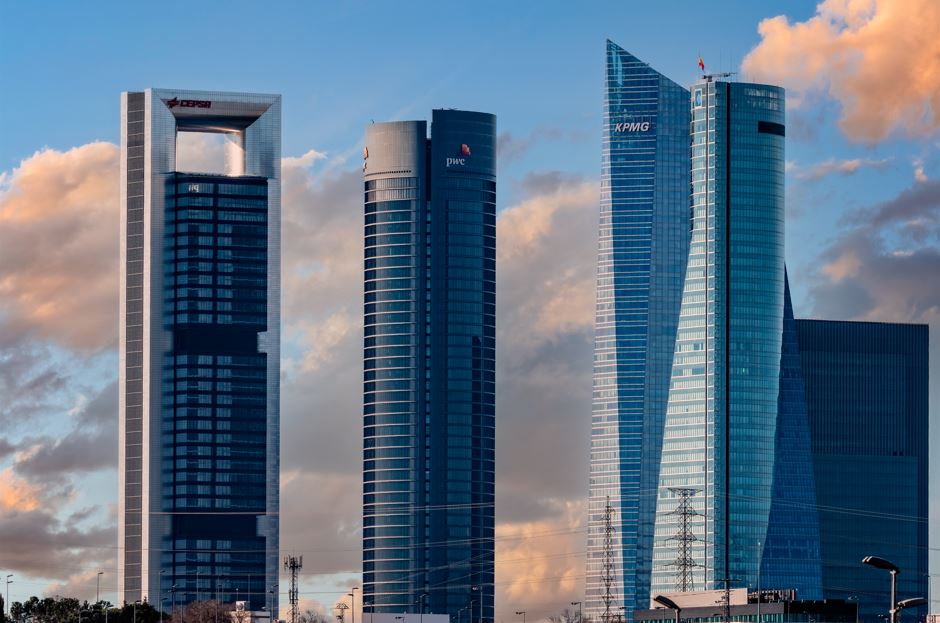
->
<box><xmin>0</xmin><ymin>0</ymin><xmax>938</xmax><ymax>620</ymax></box>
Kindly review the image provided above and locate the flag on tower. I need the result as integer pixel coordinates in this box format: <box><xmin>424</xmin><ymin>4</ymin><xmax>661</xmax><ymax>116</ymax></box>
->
<box><xmin>698</xmin><ymin>56</ymin><xmax>705</xmax><ymax>72</ymax></box>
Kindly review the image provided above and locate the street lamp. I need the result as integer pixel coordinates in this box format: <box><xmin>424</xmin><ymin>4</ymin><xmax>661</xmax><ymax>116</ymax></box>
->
<box><xmin>471</xmin><ymin>586</ymin><xmax>481</xmax><ymax>623</ymax></box>
<box><xmin>133</xmin><ymin>600</ymin><xmax>141</xmax><ymax>623</ymax></box>
<box><xmin>363</xmin><ymin>602</ymin><xmax>374</xmax><ymax>623</ymax></box>
<box><xmin>571</xmin><ymin>602</ymin><xmax>582</xmax><ymax>623</ymax></box>
<box><xmin>458</xmin><ymin>606</ymin><xmax>468</xmax><ymax>623</ymax></box>
<box><xmin>896</xmin><ymin>598</ymin><xmax>927</xmax><ymax>619</ymax></box>
<box><xmin>863</xmin><ymin>556</ymin><xmax>900</xmax><ymax>623</ymax></box>
<box><xmin>349</xmin><ymin>589</ymin><xmax>359</xmax><ymax>623</ymax></box>
<box><xmin>6</xmin><ymin>574</ymin><xmax>13</xmax><ymax>619</ymax></box>
<box><xmin>97</xmin><ymin>572</ymin><xmax>104</xmax><ymax>604</ymax></box>
<box><xmin>416</xmin><ymin>593</ymin><xmax>428</xmax><ymax>623</ymax></box>
<box><xmin>515</xmin><ymin>610</ymin><xmax>526</xmax><ymax>623</ymax></box>
<box><xmin>895</xmin><ymin>597</ymin><xmax>927</xmax><ymax>616</ymax></box>
<box><xmin>653</xmin><ymin>595</ymin><xmax>681</xmax><ymax>623</ymax></box>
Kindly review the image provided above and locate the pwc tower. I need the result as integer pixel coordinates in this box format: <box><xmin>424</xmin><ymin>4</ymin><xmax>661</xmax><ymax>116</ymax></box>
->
<box><xmin>362</xmin><ymin>110</ymin><xmax>496</xmax><ymax>622</ymax></box>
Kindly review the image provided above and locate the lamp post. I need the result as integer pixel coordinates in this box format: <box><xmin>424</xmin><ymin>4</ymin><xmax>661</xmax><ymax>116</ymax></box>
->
<box><xmin>133</xmin><ymin>600</ymin><xmax>141</xmax><ymax>623</ymax></box>
<box><xmin>571</xmin><ymin>602</ymin><xmax>582</xmax><ymax>623</ymax></box>
<box><xmin>6</xmin><ymin>574</ymin><xmax>13</xmax><ymax>619</ymax></box>
<box><xmin>160</xmin><ymin>570</ymin><xmax>169</xmax><ymax>617</ymax></box>
<box><xmin>458</xmin><ymin>606</ymin><xmax>468</xmax><ymax>623</ymax></box>
<box><xmin>471</xmin><ymin>586</ymin><xmax>481</xmax><ymax>623</ymax></box>
<box><xmin>863</xmin><ymin>556</ymin><xmax>900</xmax><ymax>623</ymax></box>
<box><xmin>653</xmin><ymin>595</ymin><xmax>681</xmax><ymax>623</ymax></box>
<box><xmin>349</xmin><ymin>588</ymin><xmax>359</xmax><ymax>623</ymax></box>
<box><xmin>416</xmin><ymin>593</ymin><xmax>428</xmax><ymax>623</ymax></box>
<box><xmin>97</xmin><ymin>572</ymin><xmax>104</xmax><ymax>604</ymax></box>
<box><xmin>515</xmin><ymin>610</ymin><xmax>526</xmax><ymax>623</ymax></box>
<box><xmin>364</xmin><ymin>602</ymin><xmax>374</xmax><ymax>623</ymax></box>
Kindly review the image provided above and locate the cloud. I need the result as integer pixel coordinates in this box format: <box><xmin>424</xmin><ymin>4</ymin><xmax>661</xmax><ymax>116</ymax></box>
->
<box><xmin>913</xmin><ymin>159</ymin><xmax>928</xmax><ymax>183</ymax></box>
<box><xmin>0</xmin><ymin>142</ymin><xmax>120</xmax><ymax>350</ymax></box>
<box><xmin>790</xmin><ymin>156</ymin><xmax>891</xmax><ymax>181</ymax></box>
<box><xmin>0</xmin><ymin>343</ymin><xmax>70</xmax><ymax>429</ymax></box>
<box><xmin>0</xmin><ymin>467</ymin><xmax>44</xmax><ymax>511</ymax></box>
<box><xmin>283</xmin><ymin>149</ymin><xmax>329</xmax><ymax>169</ymax></box>
<box><xmin>0</xmin><ymin>505</ymin><xmax>115</xmax><ymax>581</ymax></box>
<box><xmin>13</xmin><ymin>380</ymin><xmax>118</xmax><ymax>480</ymax></box>
<box><xmin>495</xmin><ymin>500</ymin><xmax>585</xmax><ymax>618</ymax></box>
<box><xmin>742</xmin><ymin>0</ymin><xmax>940</xmax><ymax>143</ymax></box>
<box><xmin>498</xmin><ymin>128</ymin><xmax>564</xmax><ymax>166</ymax></box>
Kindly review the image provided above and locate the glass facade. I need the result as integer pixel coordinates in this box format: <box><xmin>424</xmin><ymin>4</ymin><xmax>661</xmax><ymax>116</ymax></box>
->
<box><xmin>161</xmin><ymin>173</ymin><xmax>269</xmax><ymax>607</ymax></box>
<box><xmin>587</xmin><ymin>40</ymin><xmax>690</xmax><ymax>620</ymax></box>
<box><xmin>363</xmin><ymin>110</ymin><xmax>496</xmax><ymax>621</ymax></box>
<box><xmin>119</xmin><ymin>89</ymin><xmax>280</xmax><ymax>612</ymax></box>
<box><xmin>760</xmin><ymin>273</ymin><xmax>822</xmax><ymax>595</ymax></box>
<box><xmin>652</xmin><ymin>80</ymin><xmax>794</xmax><ymax>594</ymax></box>
<box><xmin>795</xmin><ymin>320</ymin><xmax>929</xmax><ymax>623</ymax></box>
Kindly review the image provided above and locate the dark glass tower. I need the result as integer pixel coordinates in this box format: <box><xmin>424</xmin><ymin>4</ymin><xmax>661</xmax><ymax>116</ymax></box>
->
<box><xmin>119</xmin><ymin>89</ymin><xmax>280</xmax><ymax>611</ymax></box>
<box><xmin>585</xmin><ymin>41</ymin><xmax>690</xmax><ymax>620</ymax></box>
<box><xmin>362</xmin><ymin>110</ymin><xmax>496</xmax><ymax>621</ymax></box>
<box><xmin>795</xmin><ymin>320</ymin><xmax>929</xmax><ymax>622</ymax></box>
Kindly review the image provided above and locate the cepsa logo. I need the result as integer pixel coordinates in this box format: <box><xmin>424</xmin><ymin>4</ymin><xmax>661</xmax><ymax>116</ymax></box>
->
<box><xmin>446</xmin><ymin>144</ymin><xmax>471</xmax><ymax>167</ymax></box>
<box><xmin>166</xmin><ymin>97</ymin><xmax>212</xmax><ymax>109</ymax></box>
<box><xmin>614</xmin><ymin>120</ymin><xmax>651</xmax><ymax>132</ymax></box>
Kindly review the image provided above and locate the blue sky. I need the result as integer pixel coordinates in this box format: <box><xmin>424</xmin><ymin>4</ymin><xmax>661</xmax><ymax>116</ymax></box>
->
<box><xmin>0</xmin><ymin>0</ymin><xmax>937</xmax><ymax>618</ymax></box>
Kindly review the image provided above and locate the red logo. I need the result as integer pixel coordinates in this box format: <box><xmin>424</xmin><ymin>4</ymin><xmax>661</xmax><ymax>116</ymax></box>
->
<box><xmin>460</xmin><ymin>144</ymin><xmax>471</xmax><ymax>157</ymax></box>
<box><xmin>166</xmin><ymin>98</ymin><xmax>211</xmax><ymax>109</ymax></box>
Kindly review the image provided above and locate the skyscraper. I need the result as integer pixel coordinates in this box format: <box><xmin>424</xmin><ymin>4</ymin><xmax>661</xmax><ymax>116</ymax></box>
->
<box><xmin>118</xmin><ymin>89</ymin><xmax>281</xmax><ymax>612</ymax></box>
<box><xmin>362</xmin><ymin>110</ymin><xmax>496</xmax><ymax>621</ymax></box>
<box><xmin>796</xmin><ymin>320</ymin><xmax>929</xmax><ymax>623</ymax></box>
<box><xmin>651</xmin><ymin>78</ymin><xmax>821</xmax><ymax>597</ymax></box>
<box><xmin>586</xmin><ymin>41</ymin><xmax>690</xmax><ymax>620</ymax></box>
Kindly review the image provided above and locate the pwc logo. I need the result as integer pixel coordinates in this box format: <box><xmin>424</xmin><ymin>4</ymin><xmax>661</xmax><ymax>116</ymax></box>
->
<box><xmin>446</xmin><ymin>144</ymin><xmax>471</xmax><ymax>168</ymax></box>
<box><xmin>166</xmin><ymin>97</ymin><xmax>212</xmax><ymax>109</ymax></box>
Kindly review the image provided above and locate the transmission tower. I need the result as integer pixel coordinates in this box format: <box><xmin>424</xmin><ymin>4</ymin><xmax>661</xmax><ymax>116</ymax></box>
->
<box><xmin>665</xmin><ymin>487</ymin><xmax>700</xmax><ymax>591</ymax></box>
<box><xmin>602</xmin><ymin>496</ymin><xmax>615</xmax><ymax>623</ymax></box>
<box><xmin>284</xmin><ymin>555</ymin><xmax>303</xmax><ymax>623</ymax></box>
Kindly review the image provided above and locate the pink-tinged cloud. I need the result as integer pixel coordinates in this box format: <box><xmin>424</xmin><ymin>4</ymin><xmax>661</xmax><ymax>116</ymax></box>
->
<box><xmin>742</xmin><ymin>0</ymin><xmax>940</xmax><ymax>143</ymax></box>
<box><xmin>0</xmin><ymin>142</ymin><xmax>120</xmax><ymax>350</ymax></box>
<box><xmin>0</xmin><ymin>467</ymin><xmax>43</xmax><ymax>511</ymax></box>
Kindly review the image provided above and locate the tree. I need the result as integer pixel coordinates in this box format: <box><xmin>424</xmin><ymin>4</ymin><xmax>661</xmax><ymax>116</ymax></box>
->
<box><xmin>548</xmin><ymin>608</ymin><xmax>592</xmax><ymax>623</ymax></box>
<box><xmin>9</xmin><ymin>596</ymin><xmax>166</xmax><ymax>623</ymax></box>
<box><xmin>168</xmin><ymin>600</ymin><xmax>231</xmax><ymax>623</ymax></box>
<box><xmin>297</xmin><ymin>610</ymin><xmax>330</xmax><ymax>623</ymax></box>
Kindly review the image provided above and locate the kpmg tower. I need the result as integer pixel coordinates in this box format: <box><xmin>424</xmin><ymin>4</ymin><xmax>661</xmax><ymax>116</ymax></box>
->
<box><xmin>362</xmin><ymin>110</ymin><xmax>496</xmax><ymax>621</ymax></box>
<box><xmin>651</xmin><ymin>79</ymin><xmax>821</xmax><ymax>597</ymax></box>
<box><xmin>585</xmin><ymin>42</ymin><xmax>690</xmax><ymax>620</ymax></box>
<box><xmin>118</xmin><ymin>89</ymin><xmax>281</xmax><ymax>611</ymax></box>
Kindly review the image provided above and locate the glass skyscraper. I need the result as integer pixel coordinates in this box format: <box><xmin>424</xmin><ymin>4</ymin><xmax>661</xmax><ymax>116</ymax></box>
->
<box><xmin>119</xmin><ymin>89</ymin><xmax>281</xmax><ymax>612</ymax></box>
<box><xmin>586</xmin><ymin>41</ymin><xmax>690</xmax><ymax>621</ymax></box>
<box><xmin>795</xmin><ymin>320</ymin><xmax>929</xmax><ymax>623</ymax></box>
<box><xmin>651</xmin><ymin>79</ymin><xmax>821</xmax><ymax>598</ymax></box>
<box><xmin>362</xmin><ymin>110</ymin><xmax>496</xmax><ymax>621</ymax></box>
